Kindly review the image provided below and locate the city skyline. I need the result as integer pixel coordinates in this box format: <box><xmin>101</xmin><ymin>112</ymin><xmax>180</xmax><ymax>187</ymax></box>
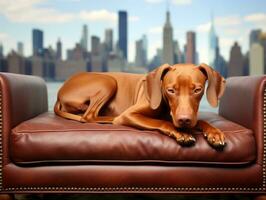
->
<box><xmin>0</xmin><ymin>0</ymin><xmax>266</xmax><ymax>63</ymax></box>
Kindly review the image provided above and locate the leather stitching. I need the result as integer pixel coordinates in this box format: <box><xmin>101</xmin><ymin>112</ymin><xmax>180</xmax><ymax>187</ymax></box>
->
<box><xmin>0</xmin><ymin>83</ymin><xmax>265</xmax><ymax>193</ymax></box>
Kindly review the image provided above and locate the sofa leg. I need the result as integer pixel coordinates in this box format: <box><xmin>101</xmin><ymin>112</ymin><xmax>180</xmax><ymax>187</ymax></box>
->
<box><xmin>0</xmin><ymin>194</ymin><xmax>15</xmax><ymax>200</ymax></box>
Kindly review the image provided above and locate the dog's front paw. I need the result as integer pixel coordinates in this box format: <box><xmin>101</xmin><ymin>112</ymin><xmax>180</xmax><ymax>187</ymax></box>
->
<box><xmin>203</xmin><ymin>128</ymin><xmax>226</xmax><ymax>150</ymax></box>
<box><xmin>175</xmin><ymin>133</ymin><xmax>196</xmax><ymax>146</ymax></box>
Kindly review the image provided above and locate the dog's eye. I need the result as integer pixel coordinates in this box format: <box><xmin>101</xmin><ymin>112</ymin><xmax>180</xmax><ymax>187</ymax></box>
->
<box><xmin>167</xmin><ymin>88</ymin><xmax>175</xmax><ymax>94</ymax></box>
<box><xmin>194</xmin><ymin>87</ymin><xmax>202</xmax><ymax>94</ymax></box>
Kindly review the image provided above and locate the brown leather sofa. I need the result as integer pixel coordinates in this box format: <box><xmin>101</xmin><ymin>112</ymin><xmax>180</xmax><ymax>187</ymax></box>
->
<box><xmin>0</xmin><ymin>72</ymin><xmax>265</xmax><ymax>195</ymax></box>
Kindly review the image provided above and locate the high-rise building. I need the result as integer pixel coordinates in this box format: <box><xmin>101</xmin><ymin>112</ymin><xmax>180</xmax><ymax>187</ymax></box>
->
<box><xmin>148</xmin><ymin>48</ymin><xmax>162</xmax><ymax>71</ymax></box>
<box><xmin>91</xmin><ymin>36</ymin><xmax>103</xmax><ymax>72</ymax></box>
<box><xmin>80</xmin><ymin>25</ymin><xmax>88</xmax><ymax>51</ymax></box>
<box><xmin>135</xmin><ymin>39</ymin><xmax>144</xmax><ymax>66</ymax></box>
<box><xmin>162</xmin><ymin>10</ymin><xmax>174</xmax><ymax>65</ymax></box>
<box><xmin>249</xmin><ymin>29</ymin><xmax>262</xmax><ymax>47</ymax></box>
<box><xmin>142</xmin><ymin>34</ymin><xmax>148</xmax><ymax>67</ymax></box>
<box><xmin>67</xmin><ymin>43</ymin><xmax>86</xmax><ymax>61</ymax></box>
<box><xmin>186</xmin><ymin>31</ymin><xmax>196</xmax><ymax>64</ymax></box>
<box><xmin>209</xmin><ymin>15</ymin><xmax>218</xmax><ymax>67</ymax></box>
<box><xmin>173</xmin><ymin>40</ymin><xmax>183</xmax><ymax>63</ymax></box>
<box><xmin>118</xmin><ymin>11</ymin><xmax>128</xmax><ymax>60</ymax></box>
<box><xmin>243</xmin><ymin>52</ymin><xmax>249</xmax><ymax>76</ymax></box>
<box><xmin>260</xmin><ymin>32</ymin><xmax>266</xmax><ymax>73</ymax></box>
<box><xmin>135</xmin><ymin>35</ymin><xmax>148</xmax><ymax>67</ymax></box>
<box><xmin>105</xmin><ymin>29</ymin><xmax>113</xmax><ymax>53</ymax></box>
<box><xmin>228</xmin><ymin>42</ymin><xmax>244</xmax><ymax>77</ymax></box>
<box><xmin>249</xmin><ymin>43</ymin><xmax>264</xmax><ymax>75</ymax></box>
<box><xmin>32</xmin><ymin>29</ymin><xmax>44</xmax><ymax>56</ymax></box>
<box><xmin>0</xmin><ymin>43</ymin><xmax>3</xmax><ymax>58</ymax></box>
<box><xmin>56</xmin><ymin>38</ymin><xmax>62</xmax><ymax>60</ymax></box>
<box><xmin>107</xmin><ymin>52</ymin><xmax>126</xmax><ymax>72</ymax></box>
<box><xmin>91</xmin><ymin>36</ymin><xmax>100</xmax><ymax>55</ymax></box>
<box><xmin>214</xmin><ymin>38</ymin><xmax>228</xmax><ymax>78</ymax></box>
<box><xmin>17</xmin><ymin>42</ymin><xmax>24</xmax><ymax>56</ymax></box>
<box><xmin>7</xmin><ymin>50</ymin><xmax>24</xmax><ymax>74</ymax></box>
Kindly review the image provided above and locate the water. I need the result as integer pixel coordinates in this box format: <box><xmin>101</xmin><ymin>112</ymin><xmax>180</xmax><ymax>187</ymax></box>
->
<box><xmin>47</xmin><ymin>82</ymin><xmax>218</xmax><ymax>113</ymax></box>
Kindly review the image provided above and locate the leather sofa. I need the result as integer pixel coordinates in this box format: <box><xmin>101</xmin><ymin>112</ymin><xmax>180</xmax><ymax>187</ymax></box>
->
<box><xmin>0</xmin><ymin>72</ymin><xmax>265</xmax><ymax>195</ymax></box>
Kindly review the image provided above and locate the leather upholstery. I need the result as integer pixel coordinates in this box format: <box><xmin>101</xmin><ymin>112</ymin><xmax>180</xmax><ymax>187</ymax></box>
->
<box><xmin>11</xmin><ymin>112</ymin><xmax>255</xmax><ymax>165</ymax></box>
<box><xmin>0</xmin><ymin>73</ymin><xmax>265</xmax><ymax>194</ymax></box>
<box><xmin>0</xmin><ymin>73</ymin><xmax>48</xmax><ymax>167</ymax></box>
<box><xmin>219</xmin><ymin>76</ymin><xmax>266</xmax><ymax>166</ymax></box>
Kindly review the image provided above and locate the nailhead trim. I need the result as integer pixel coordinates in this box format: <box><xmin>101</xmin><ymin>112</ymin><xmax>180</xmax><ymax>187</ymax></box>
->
<box><xmin>0</xmin><ymin>83</ymin><xmax>265</xmax><ymax>193</ymax></box>
<box><xmin>0</xmin><ymin>89</ymin><xmax>2</xmax><ymax>191</ymax></box>
<box><xmin>263</xmin><ymin>87</ymin><xmax>266</xmax><ymax>190</ymax></box>
<box><xmin>1</xmin><ymin>186</ymin><xmax>264</xmax><ymax>192</ymax></box>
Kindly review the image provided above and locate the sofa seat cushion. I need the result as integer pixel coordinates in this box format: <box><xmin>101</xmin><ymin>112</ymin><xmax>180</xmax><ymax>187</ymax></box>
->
<box><xmin>11</xmin><ymin>112</ymin><xmax>256</xmax><ymax>166</ymax></box>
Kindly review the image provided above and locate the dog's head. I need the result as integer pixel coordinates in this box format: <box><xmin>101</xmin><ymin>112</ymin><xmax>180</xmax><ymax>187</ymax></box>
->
<box><xmin>145</xmin><ymin>63</ymin><xmax>226</xmax><ymax>128</ymax></box>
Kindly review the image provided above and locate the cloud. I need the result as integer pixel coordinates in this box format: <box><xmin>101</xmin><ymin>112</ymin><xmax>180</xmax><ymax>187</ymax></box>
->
<box><xmin>0</xmin><ymin>1</ymin><xmax>140</xmax><ymax>25</ymax></box>
<box><xmin>148</xmin><ymin>26</ymin><xmax>162</xmax><ymax>34</ymax></box>
<box><xmin>244</xmin><ymin>13</ymin><xmax>266</xmax><ymax>23</ymax></box>
<box><xmin>197</xmin><ymin>22</ymin><xmax>211</xmax><ymax>33</ymax></box>
<box><xmin>219</xmin><ymin>38</ymin><xmax>235</xmax><ymax>48</ymax></box>
<box><xmin>171</xmin><ymin>0</ymin><xmax>192</xmax><ymax>5</ymax></box>
<box><xmin>0</xmin><ymin>0</ymin><xmax>75</xmax><ymax>23</ymax></box>
<box><xmin>79</xmin><ymin>10</ymin><xmax>139</xmax><ymax>24</ymax></box>
<box><xmin>0</xmin><ymin>32</ymin><xmax>9</xmax><ymax>40</ymax></box>
<box><xmin>79</xmin><ymin>9</ymin><xmax>117</xmax><ymax>23</ymax></box>
<box><xmin>244</xmin><ymin>13</ymin><xmax>266</xmax><ymax>29</ymax></box>
<box><xmin>196</xmin><ymin>15</ymin><xmax>241</xmax><ymax>33</ymax></box>
<box><xmin>215</xmin><ymin>15</ymin><xmax>241</xmax><ymax>26</ymax></box>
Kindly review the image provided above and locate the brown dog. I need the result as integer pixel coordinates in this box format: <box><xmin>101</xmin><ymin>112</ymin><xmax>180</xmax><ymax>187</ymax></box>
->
<box><xmin>54</xmin><ymin>63</ymin><xmax>226</xmax><ymax>148</ymax></box>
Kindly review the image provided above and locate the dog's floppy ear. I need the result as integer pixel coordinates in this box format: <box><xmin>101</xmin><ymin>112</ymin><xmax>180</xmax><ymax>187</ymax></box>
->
<box><xmin>198</xmin><ymin>63</ymin><xmax>226</xmax><ymax>107</ymax></box>
<box><xmin>145</xmin><ymin>63</ymin><xmax>171</xmax><ymax>110</ymax></box>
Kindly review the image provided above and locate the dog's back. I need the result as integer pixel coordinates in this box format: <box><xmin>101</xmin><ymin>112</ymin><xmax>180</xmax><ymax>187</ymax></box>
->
<box><xmin>100</xmin><ymin>72</ymin><xmax>145</xmax><ymax>116</ymax></box>
<box><xmin>55</xmin><ymin>72</ymin><xmax>145</xmax><ymax>122</ymax></box>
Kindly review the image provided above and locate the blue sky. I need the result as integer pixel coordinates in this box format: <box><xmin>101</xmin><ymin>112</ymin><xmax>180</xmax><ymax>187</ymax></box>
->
<box><xmin>0</xmin><ymin>0</ymin><xmax>266</xmax><ymax>63</ymax></box>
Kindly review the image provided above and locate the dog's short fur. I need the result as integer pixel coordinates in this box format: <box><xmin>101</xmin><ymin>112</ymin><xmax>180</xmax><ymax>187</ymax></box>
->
<box><xmin>54</xmin><ymin>63</ymin><xmax>226</xmax><ymax>148</ymax></box>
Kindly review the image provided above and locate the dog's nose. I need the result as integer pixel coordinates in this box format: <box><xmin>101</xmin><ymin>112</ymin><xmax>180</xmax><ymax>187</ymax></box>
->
<box><xmin>178</xmin><ymin>117</ymin><xmax>192</xmax><ymax>127</ymax></box>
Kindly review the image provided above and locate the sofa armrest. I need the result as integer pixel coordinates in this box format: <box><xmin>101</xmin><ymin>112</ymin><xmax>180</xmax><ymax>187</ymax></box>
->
<box><xmin>219</xmin><ymin>75</ymin><xmax>266</xmax><ymax>165</ymax></box>
<box><xmin>0</xmin><ymin>73</ymin><xmax>48</xmax><ymax>128</ymax></box>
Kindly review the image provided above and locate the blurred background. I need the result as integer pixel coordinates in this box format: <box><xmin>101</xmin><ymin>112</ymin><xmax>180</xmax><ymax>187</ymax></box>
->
<box><xmin>1</xmin><ymin>1</ymin><xmax>266</xmax><ymax>199</ymax></box>
<box><xmin>0</xmin><ymin>0</ymin><xmax>265</xmax><ymax>110</ymax></box>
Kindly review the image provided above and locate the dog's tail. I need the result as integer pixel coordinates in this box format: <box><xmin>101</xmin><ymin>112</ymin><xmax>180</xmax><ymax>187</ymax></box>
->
<box><xmin>54</xmin><ymin>100</ymin><xmax>84</xmax><ymax>122</ymax></box>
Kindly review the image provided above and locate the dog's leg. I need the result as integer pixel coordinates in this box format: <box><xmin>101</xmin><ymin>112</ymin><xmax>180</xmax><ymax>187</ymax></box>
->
<box><xmin>196</xmin><ymin>120</ymin><xmax>226</xmax><ymax>149</ymax></box>
<box><xmin>114</xmin><ymin>106</ymin><xmax>196</xmax><ymax>146</ymax></box>
<box><xmin>82</xmin><ymin>76</ymin><xmax>117</xmax><ymax>123</ymax></box>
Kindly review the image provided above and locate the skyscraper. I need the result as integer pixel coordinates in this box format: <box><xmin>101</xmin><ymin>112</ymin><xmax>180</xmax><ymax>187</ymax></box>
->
<box><xmin>17</xmin><ymin>42</ymin><xmax>24</xmax><ymax>56</ymax></box>
<box><xmin>56</xmin><ymin>38</ymin><xmax>62</xmax><ymax>60</ymax></box>
<box><xmin>250</xmin><ymin>29</ymin><xmax>262</xmax><ymax>47</ymax></box>
<box><xmin>214</xmin><ymin>38</ymin><xmax>228</xmax><ymax>77</ymax></box>
<box><xmin>142</xmin><ymin>34</ymin><xmax>148</xmax><ymax>66</ymax></box>
<box><xmin>260</xmin><ymin>32</ymin><xmax>266</xmax><ymax>73</ymax></box>
<box><xmin>173</xmin><ymin>40</ymin><xmax>183</xmax><ymax>63</ymax></box>
<box><xmin>0</xmin><ymin>43</ymin><xmax>3</xmax><ymax>58</ymax></box>
<box><xmin>162</xmin><ymin>10</ymin><xmax>174</xmax><ymax>65</ymax></box>
<box><xmin>80</xmin><ymin>25</ymin><xmax>88</xmax><ymax>51</ymax></box>
<box><xmin>118</xmin><ymin>11</ymin><xmax>128</xmax><ymax>60</ymax></box>
<box><xmin>135</xmin><ymin>39</ymin><xmax>144</xmax><ymax>66</ymax></box>
<box><xmin>186</xmin><ymin>31</ymin><xmax>196</xmax><ymax>64</ymax></box>
<box><xmin>209</xmin><ymin>15</ymin><xmax>218</xmax><ymax>67</ymax></box>
<box><xmin>228</xmin><ymin>42</ymin><xmax>244</xmax><ymax>77</ymax></box>
<box><xmin>91</xmin><ymin>36</ymin><xmax>102</xmax><ymax>72</ymax></box>
<box><xmin>105</xmin><ymin>29</ymin><xmax>113</xmax><ymax>53</ymax></box>
<box><xmin>32</xmin><ymin>29</ymin><xmax>44</xmax><ymax>56</ymax></box>
<box><xmin>249</xmin><ymin>43</ymin><xmax>264</xmax><ymax>75</ymax></box>
<box><xmin>91</xmin><ymin>36</ymin><xmax>100</xmax><ymax>55</ymax></box>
